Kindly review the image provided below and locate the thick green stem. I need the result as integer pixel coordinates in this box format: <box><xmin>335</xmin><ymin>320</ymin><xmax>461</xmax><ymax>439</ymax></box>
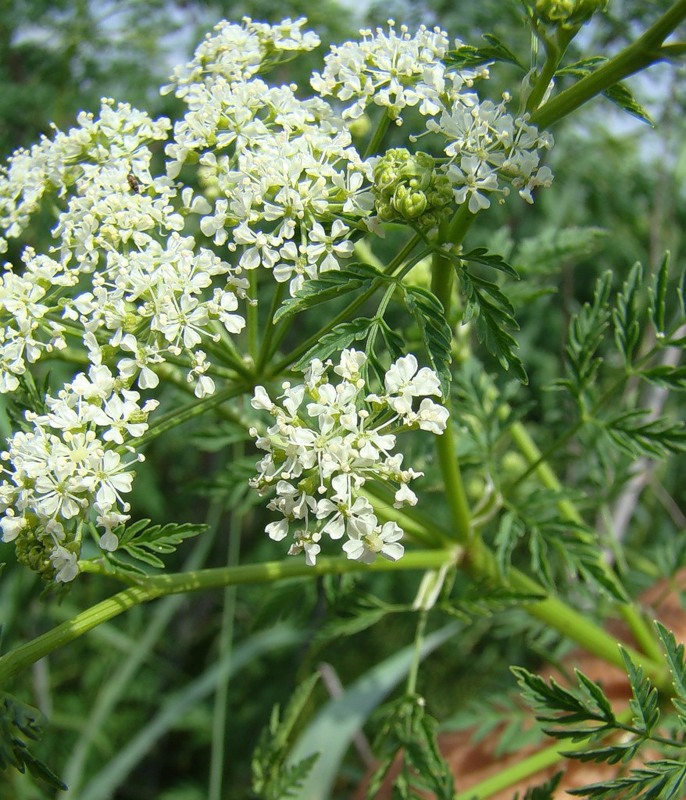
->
<box><xmin>430</xmin><ymin>205</ymin><xmax>476</xmax><ymax>542</ymax></box>
<box><xmin>530</xmin><ymin>0</ymin><xmax>686</xmax><ymax>130</ymax></box>
<box><xmin>509</xmin><ymin>420</ymin><xmax>665</xmax><ymax>666</ymax></box>
<box><xmin>0</xmin><ymin>551</ymin><xmax>457</xmax><ymax>685</ymax></box>
<box><xmin>466</xmin><ymin>540</ymin><xmax>670</xmax><ymax>692</ymax></box>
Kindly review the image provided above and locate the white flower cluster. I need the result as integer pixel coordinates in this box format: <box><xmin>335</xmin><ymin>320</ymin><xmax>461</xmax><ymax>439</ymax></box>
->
<box><xmin>165</xmin><ymin>20</ymin><xmax>374</xmax><ymax>296</ymax></box>
<box><xmin>311</xmin><ymin>20</ymin><xmax>480</xmax><ymax>123</ymax></box>
<box><xmin>428</xmin><ymin>96</ymin><xmax>554</xmax><ymax>210</ymax></box>
<box><xmin>0</xmin><ymin>365</ymin><xmax>157</xmax><ymax>581</ymax></box>
<box><xmin>0</xmin><ymin>99</ymin><xmax>171</xmax><ymax>252</ymax></box>
<box><xmin>312</xmin><ymin>20</ymin><xmax>553</xmax><ymax>209</ymax></box>
<box><xmin>250</xmin><ymin>350</ymin><xmax>448</xmax><ymax>566</ymax></box>
<box><xmin>164</xmin><ymin>17</ymin><xmax>321</xmax><ymax>98</ymax></box>
<box><xmin>0</xmin><ymin>95</ymin><xmax>248</xmax><ymax>399</ymax></box>
<box><xmin>0</xmin><ymin>249</ymin><xmax>75</xmax><ymax>393</ymax></box>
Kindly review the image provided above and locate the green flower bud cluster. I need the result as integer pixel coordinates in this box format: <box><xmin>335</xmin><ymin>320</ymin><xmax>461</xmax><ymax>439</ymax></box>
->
<box><xmin>13</xmin><ymin>524</ymin><xmax>62</xmax><ymax>581</ymax></box>
<box><xmin>533</xmin><ymin>0</ymin><xmax>608</xmax><ymax>26</ymax></box>
<box><xmin>372</xmin><ymin>149</ymin><xmax>452</xmax><ymax>230</ymax></box>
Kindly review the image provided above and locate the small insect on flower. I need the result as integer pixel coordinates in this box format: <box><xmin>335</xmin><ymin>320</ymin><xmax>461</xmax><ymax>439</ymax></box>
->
<box><xmin>127</xmin><ymin>172</ymin><xmax>141</xmax><ymax>193</ymax></box>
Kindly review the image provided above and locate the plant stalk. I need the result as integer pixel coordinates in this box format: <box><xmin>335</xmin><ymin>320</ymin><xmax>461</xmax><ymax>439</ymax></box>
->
<box><xmin>530</xmin><ymin>0</ymin><xmax>686</xmax><ymax>130</ymax></box>
<box><xmin>0</xmin><ymin>551</ymin><xmax>458</xmax><ymax>685</ymax></box>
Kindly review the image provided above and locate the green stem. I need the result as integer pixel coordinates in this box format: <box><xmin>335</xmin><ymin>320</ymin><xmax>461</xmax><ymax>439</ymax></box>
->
<box><xmin>406</xmin><ymin>610</ymin><xmax>428</xmax><ymax>696</ymax></box>
<box><xmin>271</xmin><ymin>233</ymin><xmax>422</xmax><ymax>374</ymax></box>
<box><xmin>0</xmin><ymin>551</ymin><xmax>457</xmax><ymax>685</ymax></box>
<box><xmin>364</xmin><ymin>110</ymin><xmax>392</xmax><ymax>159</ymax></box>
<box><xmin>208</xmin><ymin>448</ymin><xmax>243</xmax><ymax>800</ymax></box>
<box><xmin>530</xmin><ymin>0</ymin><xmax>686</xmax><ymax>130</ymax></box>
<box><xmin>466</xmin><ymin>540</ymin><xmax>669</xmax><ymax>691</ymax></box>
<box><xmin>508</xmin><ymin>420</ymin><xmax>664</xmax><ymax>665</ymax></box>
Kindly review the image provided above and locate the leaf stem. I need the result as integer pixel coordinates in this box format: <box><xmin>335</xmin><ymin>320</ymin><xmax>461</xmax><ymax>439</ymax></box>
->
<box><xmin>530</xmin><ymin>0</ymin><xmax>686</xmax><ymax>130</ymax></box>
<box><xmin>0</xmin><ymin>551</ymin><xmax>458</xmax><ymax>685</ymax></box>
<box><xmin>271</xmin><ymin>233</ymin><xmax>422</xmax><ymax>374</ymax></box>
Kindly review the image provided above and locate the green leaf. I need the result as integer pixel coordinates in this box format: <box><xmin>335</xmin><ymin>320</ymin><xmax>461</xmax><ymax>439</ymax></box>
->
<box><xmin>273</xmin><ymin>263</ymin><xmax>381</xmax><ymax>323</ymax></box>
<box><xmin>494</xmin><ymin>511</ymin><xmax>526</xmax><ymax>577</ymax></box>
<box><xmin>0</xmin><ymin>693</ymin><xmax>67</xmax><ymax>790</ymax></box>
<box><xmin>649</xmin><ymin>252</ymin><xmax>669</xmax><ymax>337</ymax></box>
<box><xmin>568</xmin><ymin>760</ymin><xmax>686</xmax><ymax>799</ymax></box>
<box><xmin>367</xmin><ymin>695</ymin><xmax>455</xmax><ymax>800</ymax></box>
<box><xmin>605</xmin><ymin>410</ymin><xmax>686</xmax><ymax>458</ymax></box>
<box><xmin>512</xmin><ymin>666</ymin><xmax>616</xmax><ymax>739</ymax></box>
<box><xmin>619</xmin><ymin>647</ymin><xmax>660</xmax><ymax>736</ymax></box>
<box><xmin>612</xmin><ymin>262</ymin><xmax>643</xmax><ymax>367</ymax></box>
<box><xmin>292</xmin><ymin>317</ymin><xmax>375</xmax><ymax>370</ymax></box>
<box><xmin>403</xmin><ymin>286</ymin><xmax>453</xmax><ymax>396</ymax></box>
<box><xmin>557</xmin><ymin>58</ymin><xmax>654</xmax><ymax>125</ymax></box>
<box><xmin>443</xmin><ymin>693</ymin><xmax>544</xmax><ymax>757</ymax></box>
<box><xmin>446</xmin><ymin>34</ymin><xmax>525</xmax><ymax>70</ymax></box>
<box><xmin>376</xmin><ymin>318</ymin><xmax>405</xmax><ymax>360</ymax></box>
<box><xmin>252</xmin><ymin>674</ymin><xmax>321</xmax><ymax>800</ymax></box>
<box><xmin>456</xmin><ymin>266</ymin><xmax>527</xmax><ymax>382</ymax></box>
<box><xmin>461</xmin><ymin>247</ymin><xmax>519</xmax><ymax>278</ymax></box>
<box><xmin>115</xmin><ymin>520</ymin><xmax>206</xmax><ymax>570</ymax></box>
<box><xmin>523</xmin><ymin>773</ymin><xmax>563</xmax><ymax>800</ymax></box>
<box><xmin>640</xmin><ymin>365</ymin><xmax>686</xmax><ymax>390</ymax></box>
<box><xmin>561</xmin><ymin>271</ymin><xmax>612</xmax><ymax>396</ymax></box>
<box><xmin>656</xmin><ymin>622</ymin><xmax>686</xmax><ymax>723</ymax></box>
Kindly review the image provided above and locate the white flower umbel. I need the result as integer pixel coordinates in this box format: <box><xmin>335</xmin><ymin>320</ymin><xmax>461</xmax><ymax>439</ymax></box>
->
<box><xmin>250</xmin><ymin>349</ymin><xmax>448</xmax><ymax>565</ymax></box>
<box><xmin>0</xmin><ymin>366</ymin><xmax>157</xmax><ymax>582</ymax></box>
<box><xmin>311</xmin><ymin>20</ymin><xmax>485</xmax><ymax>125</ymax></box>
<box><xmin>428</xmin><ymin>95</ymin><xmax>554</xmax><ymax>209</ymax></box>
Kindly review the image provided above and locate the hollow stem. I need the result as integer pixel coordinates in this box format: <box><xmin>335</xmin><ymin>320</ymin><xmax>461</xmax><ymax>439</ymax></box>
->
<box><xmin>530</xmin><ymin>0</ymin><xmax>686</xmax><ymax>130</ymax></box>
<box><xmin>508</xmin><ymin>419</ymin><xmax>665</xmax><ymax>665</ymax></box>
<box><xmin>0</xmin><ymin>550</ymin><xmax>458</xmax><ymax>685</ymax></box>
